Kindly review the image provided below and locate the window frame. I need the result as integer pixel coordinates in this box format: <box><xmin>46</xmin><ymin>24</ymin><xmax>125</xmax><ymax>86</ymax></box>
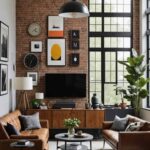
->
<box><xmin>88</xmin><ymin>0</ymin><xmax>133</xmax><ymax>105</ymax></box>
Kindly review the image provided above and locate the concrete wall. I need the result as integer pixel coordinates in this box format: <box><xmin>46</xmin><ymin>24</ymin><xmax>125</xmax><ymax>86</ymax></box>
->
<box><xmin>0</xmin><ymin>0</ymin><xmax>16</xmax><ymax>116</ymax></box>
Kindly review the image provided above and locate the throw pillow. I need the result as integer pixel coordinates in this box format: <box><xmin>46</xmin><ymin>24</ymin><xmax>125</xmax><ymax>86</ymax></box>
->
<box><xmin>139</xmin><ymin>122</ymin><xmax>150</xmax><ymax>131</ymax></box>
<box><xmin>111</xmin><ymin>115</ymin><xmax>128</xmax><ymax>131</ymax></box>
<box><xmin>4</xmin><ymin>123</ymin><xmax>20</xmax><ymax>136</ymax></box>
<box><xmin>19</xmin><ymin>112</ymin><xmax>41</xmax><ymax>130</ymax></box>
<box><xmin>125</xmin><ymin>122</ymin><xmax>143</xmax><ymax>131</ymax></box>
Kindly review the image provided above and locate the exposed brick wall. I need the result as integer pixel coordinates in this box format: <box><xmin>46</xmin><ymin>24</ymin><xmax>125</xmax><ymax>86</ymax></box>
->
<box><xmin>133</xmin><ymin>0</ymin><xmax>140</xmax><ymax>52</ymax></box>
<box><xmin>16</xmin><ymin>0</ymin><xmax>139</xmax><ymax>108</ymax></box>
<box><xmin>16</xmin><ymin>0</ymin><xmax>88</xmax><ymax>108</ymax></box>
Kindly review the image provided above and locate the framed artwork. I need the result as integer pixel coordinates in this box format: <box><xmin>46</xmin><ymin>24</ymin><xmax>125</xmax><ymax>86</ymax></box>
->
<box><xmin>70</xmin><ymin>53</ymin><xmax>79</xmax><ymax>66</ymax></box>
<box><xmin>47</xmin><ymin>39</ymin><xmax>65</xmax><ymax>66</ymax></box>
<box><xmin>31</xmin><ymin>41</ymin><xmax>42</xmax><ymax>52</ymax></box>
<box><xmin>48</xmin><ymin>16</ymin><xmax>64</xmax><ymax>37</ymax></box>
<box><xmin>0</xmin><ymin>64</ymin><xmax>8</xmax><ymax>95</ymax></box>
<box><xmin>0</xmin><ymin>22</ymin><xmax>9</xmax><ymax>61</ymax></box>
<box><xmin>70</xmin><ymin>40</ymin><xmax>79</xmax><ymax>49</ymax></box>
<box><xmin>70</xmin><ymin>30</ymin><xmax>79</xmax><ymax>39</ymax></box>
<box><xmin>27</xmin><ymin>72</ymin><xmax>38</xmax><ymax>86</ymax></box>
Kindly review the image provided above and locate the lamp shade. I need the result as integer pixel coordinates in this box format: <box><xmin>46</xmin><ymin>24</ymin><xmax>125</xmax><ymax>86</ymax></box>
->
<box><xmin>15</xmin><ymin>77</ymin><xmax>33</xmax><ymax>90</ymax></box>
<box><xmin>35</xmin><ymin>92</ymin><xmax>44</xmax><ymax>99</ymax></box>
<box><xmin>59</xmin><ymin>0</ymin><xmax>89</xmax><ymax>18</ymax></box>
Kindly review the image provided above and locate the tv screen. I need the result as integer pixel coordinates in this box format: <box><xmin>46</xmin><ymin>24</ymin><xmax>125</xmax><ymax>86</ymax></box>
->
<box><xmin>45</xmin><ymin>74</ymin><xmax>86</xmax><ymax>98</ymax></box>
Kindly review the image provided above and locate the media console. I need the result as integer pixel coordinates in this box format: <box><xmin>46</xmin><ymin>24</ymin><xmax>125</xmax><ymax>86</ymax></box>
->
<box><xmin>26</xmin><ymin>109</ymin><xmax>105</xmax><ymax>129</ymax></box>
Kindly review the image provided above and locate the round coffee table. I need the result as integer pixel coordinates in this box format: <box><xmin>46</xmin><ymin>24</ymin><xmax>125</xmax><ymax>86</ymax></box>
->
<box><xmin>55</xmin><ymin>133</ymin><xmax>93</xmax><ymax>150</ymax></box>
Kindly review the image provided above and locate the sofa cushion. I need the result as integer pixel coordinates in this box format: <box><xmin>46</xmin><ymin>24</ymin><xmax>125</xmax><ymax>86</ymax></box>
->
<box><xmin>111</xmin><ymin>115</ymin><xmax>128</xmax><ymax>131</ymax></box>
<box><xmin>139</xmin><ymin>122</ymin><xmax>150</xmax><ymax>131</ymax></box>
<box><xmin>4</xmin><ymin>123</ymin><xmax>20</xmax><ymax>136</ymax></box>
<box><xmin>125</xmin><ymin>122</ymin><xmax>144</xmax><ymax>131</ymax></box>
<box><xmin>19</xmin><ymin>112</ymin><xmax>41</xmax><ymax>130</ymax></box>
<box><xmin>103</xmin><ymin>129</ymin><xmax>118</xmax><ymax>147</ymax></box>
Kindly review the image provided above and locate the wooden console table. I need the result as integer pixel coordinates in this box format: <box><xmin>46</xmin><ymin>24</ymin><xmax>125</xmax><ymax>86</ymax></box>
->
<box><xmin>26</xmin><ymin>109</ymin><xmax>104</xmax><ymax>129</ymax></box>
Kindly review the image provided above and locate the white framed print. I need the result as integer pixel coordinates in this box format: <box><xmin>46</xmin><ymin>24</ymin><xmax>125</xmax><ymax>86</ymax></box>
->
<box><xmin>47</xmin><ymin>39</ymin><xmax>65</xmax><ymax>66</ymax></box>
<box><xmin>27</xmin><ymin>72</ymin><xmax>38</xmax><ymax>86</ymax></box>
<box><xmin>48</xmin><ymin>16</ymin><xmax>64</xmax><ymax>37</ymax></box>
<box><xmin>31</xmin><ymin>41</ymin><xmax>42</xmax><ymax>52</ymax></box>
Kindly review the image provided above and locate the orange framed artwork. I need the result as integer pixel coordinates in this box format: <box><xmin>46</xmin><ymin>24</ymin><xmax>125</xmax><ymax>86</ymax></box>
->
<box><xmin>48</xmin><ymin>16</ymin><xmax>64</xmax><ymax>38</ymax></box>
<box><xmin>47</xmin><ymin>39</ymin><xmax>65</xmax><ymax>66</ymax></box>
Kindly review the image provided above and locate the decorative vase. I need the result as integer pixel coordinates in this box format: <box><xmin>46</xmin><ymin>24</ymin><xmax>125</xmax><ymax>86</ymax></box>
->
<box><xmin>91</xmin><ymin>93</ymin><xmax>99</xmax><ymax>109</ymax></box>
<box><xmin>68</xmin><ymin>127</ymin><xmax>75</xmax><ymax>137</ymax></box>
<box><xmin>119</xmin><ymin>99</ymin><xmax>127</xmax><ymax>109</ymax></box>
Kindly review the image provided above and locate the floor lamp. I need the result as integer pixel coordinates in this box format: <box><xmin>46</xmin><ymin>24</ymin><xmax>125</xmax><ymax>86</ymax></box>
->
<box><xmin>15</xmin><ymin>77</ymin><xmax>33</xmax><ymax>110</ymax></box>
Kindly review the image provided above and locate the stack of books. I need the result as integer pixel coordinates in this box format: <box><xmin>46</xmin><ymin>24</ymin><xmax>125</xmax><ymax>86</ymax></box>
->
<box><xmin>70</xmin><ymin>143</ymin><xmax>82</xmax><ymax>150</ymax></box>
<box><xmin>16</xmin><ymin>140</ymin><xmax>30</xmax><ymax>146</ymax></box>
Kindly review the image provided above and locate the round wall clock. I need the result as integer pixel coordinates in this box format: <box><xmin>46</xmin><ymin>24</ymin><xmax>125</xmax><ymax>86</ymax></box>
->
<box><xmin>24</xmin><ymin>53</ymin><xmax>39</xmax><ymax>69</ymax></box>
<box><xmin>28</xmin><ymin>23</ymin><xmax>41</xmax><ymax>36</ymax></box>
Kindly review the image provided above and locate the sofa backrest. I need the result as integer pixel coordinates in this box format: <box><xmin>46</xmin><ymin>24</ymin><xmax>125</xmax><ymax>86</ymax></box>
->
<box><xmin>126</xmin><ymin>114</ymin><xmax>147</xmax><ymax>124</ymax></box>
<box><xmin>0</xmin><ymin>110</ymin><xmax>22</xmax><ymax>132</ymax></box>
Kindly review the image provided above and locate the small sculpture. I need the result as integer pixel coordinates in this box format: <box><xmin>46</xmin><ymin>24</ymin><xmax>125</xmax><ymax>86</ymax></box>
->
<box><xmin>91</xmin><ymin>93</ymin><xmax>99</xmax><ymax>109</ymax></box>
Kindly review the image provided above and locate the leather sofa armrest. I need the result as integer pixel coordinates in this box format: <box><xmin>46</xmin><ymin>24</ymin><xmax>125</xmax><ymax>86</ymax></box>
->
<box><xmin>10</xmin><ymin>135</ymin><xmax>39</xmax><ymax>139</ymax></box>
<box><xmin>40</xmin><ymin>120</ymin><xmax>49</xmax><ymax>128</ymax></box>
<box><xmin>118</xmin><ymin>131</ymin><xmax>150</xmax><ymax>150</ymax></box>
<box><xmin>102</xmin><ymin>121</ymin><xmax>113</xmax><ymax>129</ymax></box>
<box><xmin>0</xmin><ymin>139</ymin><xmax>43</xmax><ymax>150</ymax></box>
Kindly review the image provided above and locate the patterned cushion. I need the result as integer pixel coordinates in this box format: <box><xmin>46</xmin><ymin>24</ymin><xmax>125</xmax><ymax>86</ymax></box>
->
<box><xmin>125</xmin><ymin>122</ymin><xmax>143</xmax><ymax>131</ymax></box>
<box><xmin>111</xmin><ymin>115</ymin><xmax>128</xmax><ymax>131</ymax></box>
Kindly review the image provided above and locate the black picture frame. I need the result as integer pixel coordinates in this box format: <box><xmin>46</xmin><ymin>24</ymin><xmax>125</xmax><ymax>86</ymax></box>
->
<box><xmin>0</xmin><ymin>22</ymin><xmax>9</xmax><ymax>62</ymax></box>
<box><xmin>70</xmin><ymin>30</ymin><xmax>79</xmax><ymax>39</ymax></box>
<box><xmin>70</xmin><ymin>40</ymin><xmax>80</xmax><ymax>50</ymax></box>
<box><xmin>70</xmin><ymin>53</ymin><xmax>79</xmax><ymax>66</ymax></box>
<box><xmin>0</xmin><ymin>64</ymin><xmax>8</xmax><ymax>95</ymax></box>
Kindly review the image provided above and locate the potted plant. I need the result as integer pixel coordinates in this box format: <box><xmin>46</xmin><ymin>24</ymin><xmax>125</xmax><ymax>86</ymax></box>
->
<box><xmin>115</xmin><ymin>87</ymin><xmax>127</xmax><ymax>109</ymax></box>
<box><xmin>117</xmin><ymin>49</ymin><xmax>150</xmax><ymax>116</ymax></box>
<box><xmin>64</xmin><ymin>118</ymin><xmax>80</xmax><ymax>136</ymax></box>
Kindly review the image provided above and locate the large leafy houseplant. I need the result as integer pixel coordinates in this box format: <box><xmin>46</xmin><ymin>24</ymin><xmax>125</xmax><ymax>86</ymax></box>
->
<box><xmin>118</xmin><ymin>49</ymin><xmax>149</xmax><ymax>116</ymax></box>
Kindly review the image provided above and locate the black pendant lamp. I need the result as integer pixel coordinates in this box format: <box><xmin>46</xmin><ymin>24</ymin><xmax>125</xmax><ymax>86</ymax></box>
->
<box><xmin>59</xmin><ymin>0</ymin><xmax>89</xmax><ymax>18</ymax></box>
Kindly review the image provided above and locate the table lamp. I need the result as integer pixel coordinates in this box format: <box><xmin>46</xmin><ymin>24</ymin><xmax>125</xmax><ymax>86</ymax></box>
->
<box><xmin>15</xmin><ymin>77</ymin><xmax>33</xmax><ymax>110</ymax></box>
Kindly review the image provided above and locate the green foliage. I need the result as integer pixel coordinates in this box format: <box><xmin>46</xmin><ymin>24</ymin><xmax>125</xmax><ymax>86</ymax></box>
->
<box><xmin>117</xmin><ymin>48</ymin><xmax>150</xmax><ymax>115</ymax></box>
<box><xmin>64</xmin><ymin>118</ymin><xmax>80</xmax><ymax>128</ymax></box>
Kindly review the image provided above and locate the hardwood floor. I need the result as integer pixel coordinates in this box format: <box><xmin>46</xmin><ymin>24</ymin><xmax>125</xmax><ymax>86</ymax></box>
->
<box><xmin>49</xmin><ymin>140</ymin><xmax>112</xmax><ymax>150</ymax></box>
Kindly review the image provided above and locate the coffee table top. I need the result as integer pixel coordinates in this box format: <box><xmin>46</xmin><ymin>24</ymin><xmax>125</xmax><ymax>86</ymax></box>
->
<box><xmin>55</xmin><ymin>133</ymin><xmax>93</xmax><ymax>142</ymax></box>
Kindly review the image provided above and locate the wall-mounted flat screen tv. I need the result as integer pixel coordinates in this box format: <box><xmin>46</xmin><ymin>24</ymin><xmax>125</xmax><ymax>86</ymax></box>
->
<box><xmin>45</xmin><ymin>73</ymin><xmax>86</xmax><ymax>98</ymax></box>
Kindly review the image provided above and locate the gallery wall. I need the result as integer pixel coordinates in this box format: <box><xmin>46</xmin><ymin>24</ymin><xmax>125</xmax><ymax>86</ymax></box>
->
<box><xmin>16</xmin><ymin>0</ymin><xmax>139</xmax><ymax>108</ymax></box>
<box><xmin>0</xmin><ymin>0</ymin><xmax>16</xmax><ymax>116</ymax></box>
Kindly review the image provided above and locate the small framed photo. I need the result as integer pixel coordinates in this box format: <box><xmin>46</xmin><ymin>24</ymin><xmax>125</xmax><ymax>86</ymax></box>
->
<box><xmin>70</xmin><ymin>53</ymin><xmax>79</xmax><ymax>66</ymax></box>
<box><xmin>31</xmin><ymin>41</ymin><xmax>42</xmax><ymax>52</ymax></box>
<box><xmin>70</xmin><ymin>40</ymin><xmax>79</xmax><ymax>50</ymax></box>
<box><xmin>70</xmin><ymin>30</ymin><xmax>79</xmax><ymax>39</ymax></box>
<box><xmin>0</xmin><ymin>64</ymin><xmax>8</xmax><ymax>95</ymax></box>
<box><xmin>27</xmin><ymin>72</ymin><xmax>38</xmax><ymax>86</ymax></box>
<box><xmin>0</xmin><ymin>22</ymin><xmax>9</xmax><ymax>61</ymax></box>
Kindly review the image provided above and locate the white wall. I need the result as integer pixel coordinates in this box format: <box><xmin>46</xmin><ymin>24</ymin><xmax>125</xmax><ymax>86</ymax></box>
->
<box><xmin>0</xmin><ymin>0</ymin><xmax>16</xmax><ymax>116</ymax></box>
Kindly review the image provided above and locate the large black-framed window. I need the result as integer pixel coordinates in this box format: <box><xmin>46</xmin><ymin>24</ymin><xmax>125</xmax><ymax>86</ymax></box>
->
<box><xmin>146</xmin><ymin>0</ymin><xmax>150</xmax><ymax>107</ymax></box>
<box><xmin>89</xmin><ymin>0</ymin><xmax>133</xmax><ymax>105</ymax></box>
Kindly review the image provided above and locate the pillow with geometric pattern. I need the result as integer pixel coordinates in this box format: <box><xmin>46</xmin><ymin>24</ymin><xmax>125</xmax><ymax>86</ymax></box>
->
<box><xmin>125</xmin><ymin>122</ymin><xmax>144</xmax><ymax>131</ymax></box>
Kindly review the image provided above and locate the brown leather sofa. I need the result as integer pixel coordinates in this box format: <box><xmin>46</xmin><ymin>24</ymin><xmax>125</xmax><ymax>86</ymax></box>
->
<box><xmin>0</xmin><ymin>110</ymin><xmax>49</xmax><ymax>150</ymax></box>
<box><xmin>102</xmin><ymin>115</ymin><xmax>150</xmax><ymax>150</ymax></box>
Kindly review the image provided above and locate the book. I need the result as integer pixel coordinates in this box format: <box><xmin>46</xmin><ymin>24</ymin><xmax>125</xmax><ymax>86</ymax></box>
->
<box><xmin>17</xmin><ymin>140</ymin><xmax>30</xmax><ymax>146</ymax></box>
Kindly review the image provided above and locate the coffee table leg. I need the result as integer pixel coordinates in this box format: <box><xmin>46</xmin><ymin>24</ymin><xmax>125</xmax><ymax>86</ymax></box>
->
<box><xmin>90</xmin><ymin>140</ymin><xmax>92</xmax><ymax>150</ymax></box>
<box><xmin>57</xmin><ymin>140</ymin><xmax>58</xmax><ymax>149</ymax></box>
<box><xmin>65</xmin><ymin>141</ymin><xmax>67</xmax><ymax>150</ymax></box>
